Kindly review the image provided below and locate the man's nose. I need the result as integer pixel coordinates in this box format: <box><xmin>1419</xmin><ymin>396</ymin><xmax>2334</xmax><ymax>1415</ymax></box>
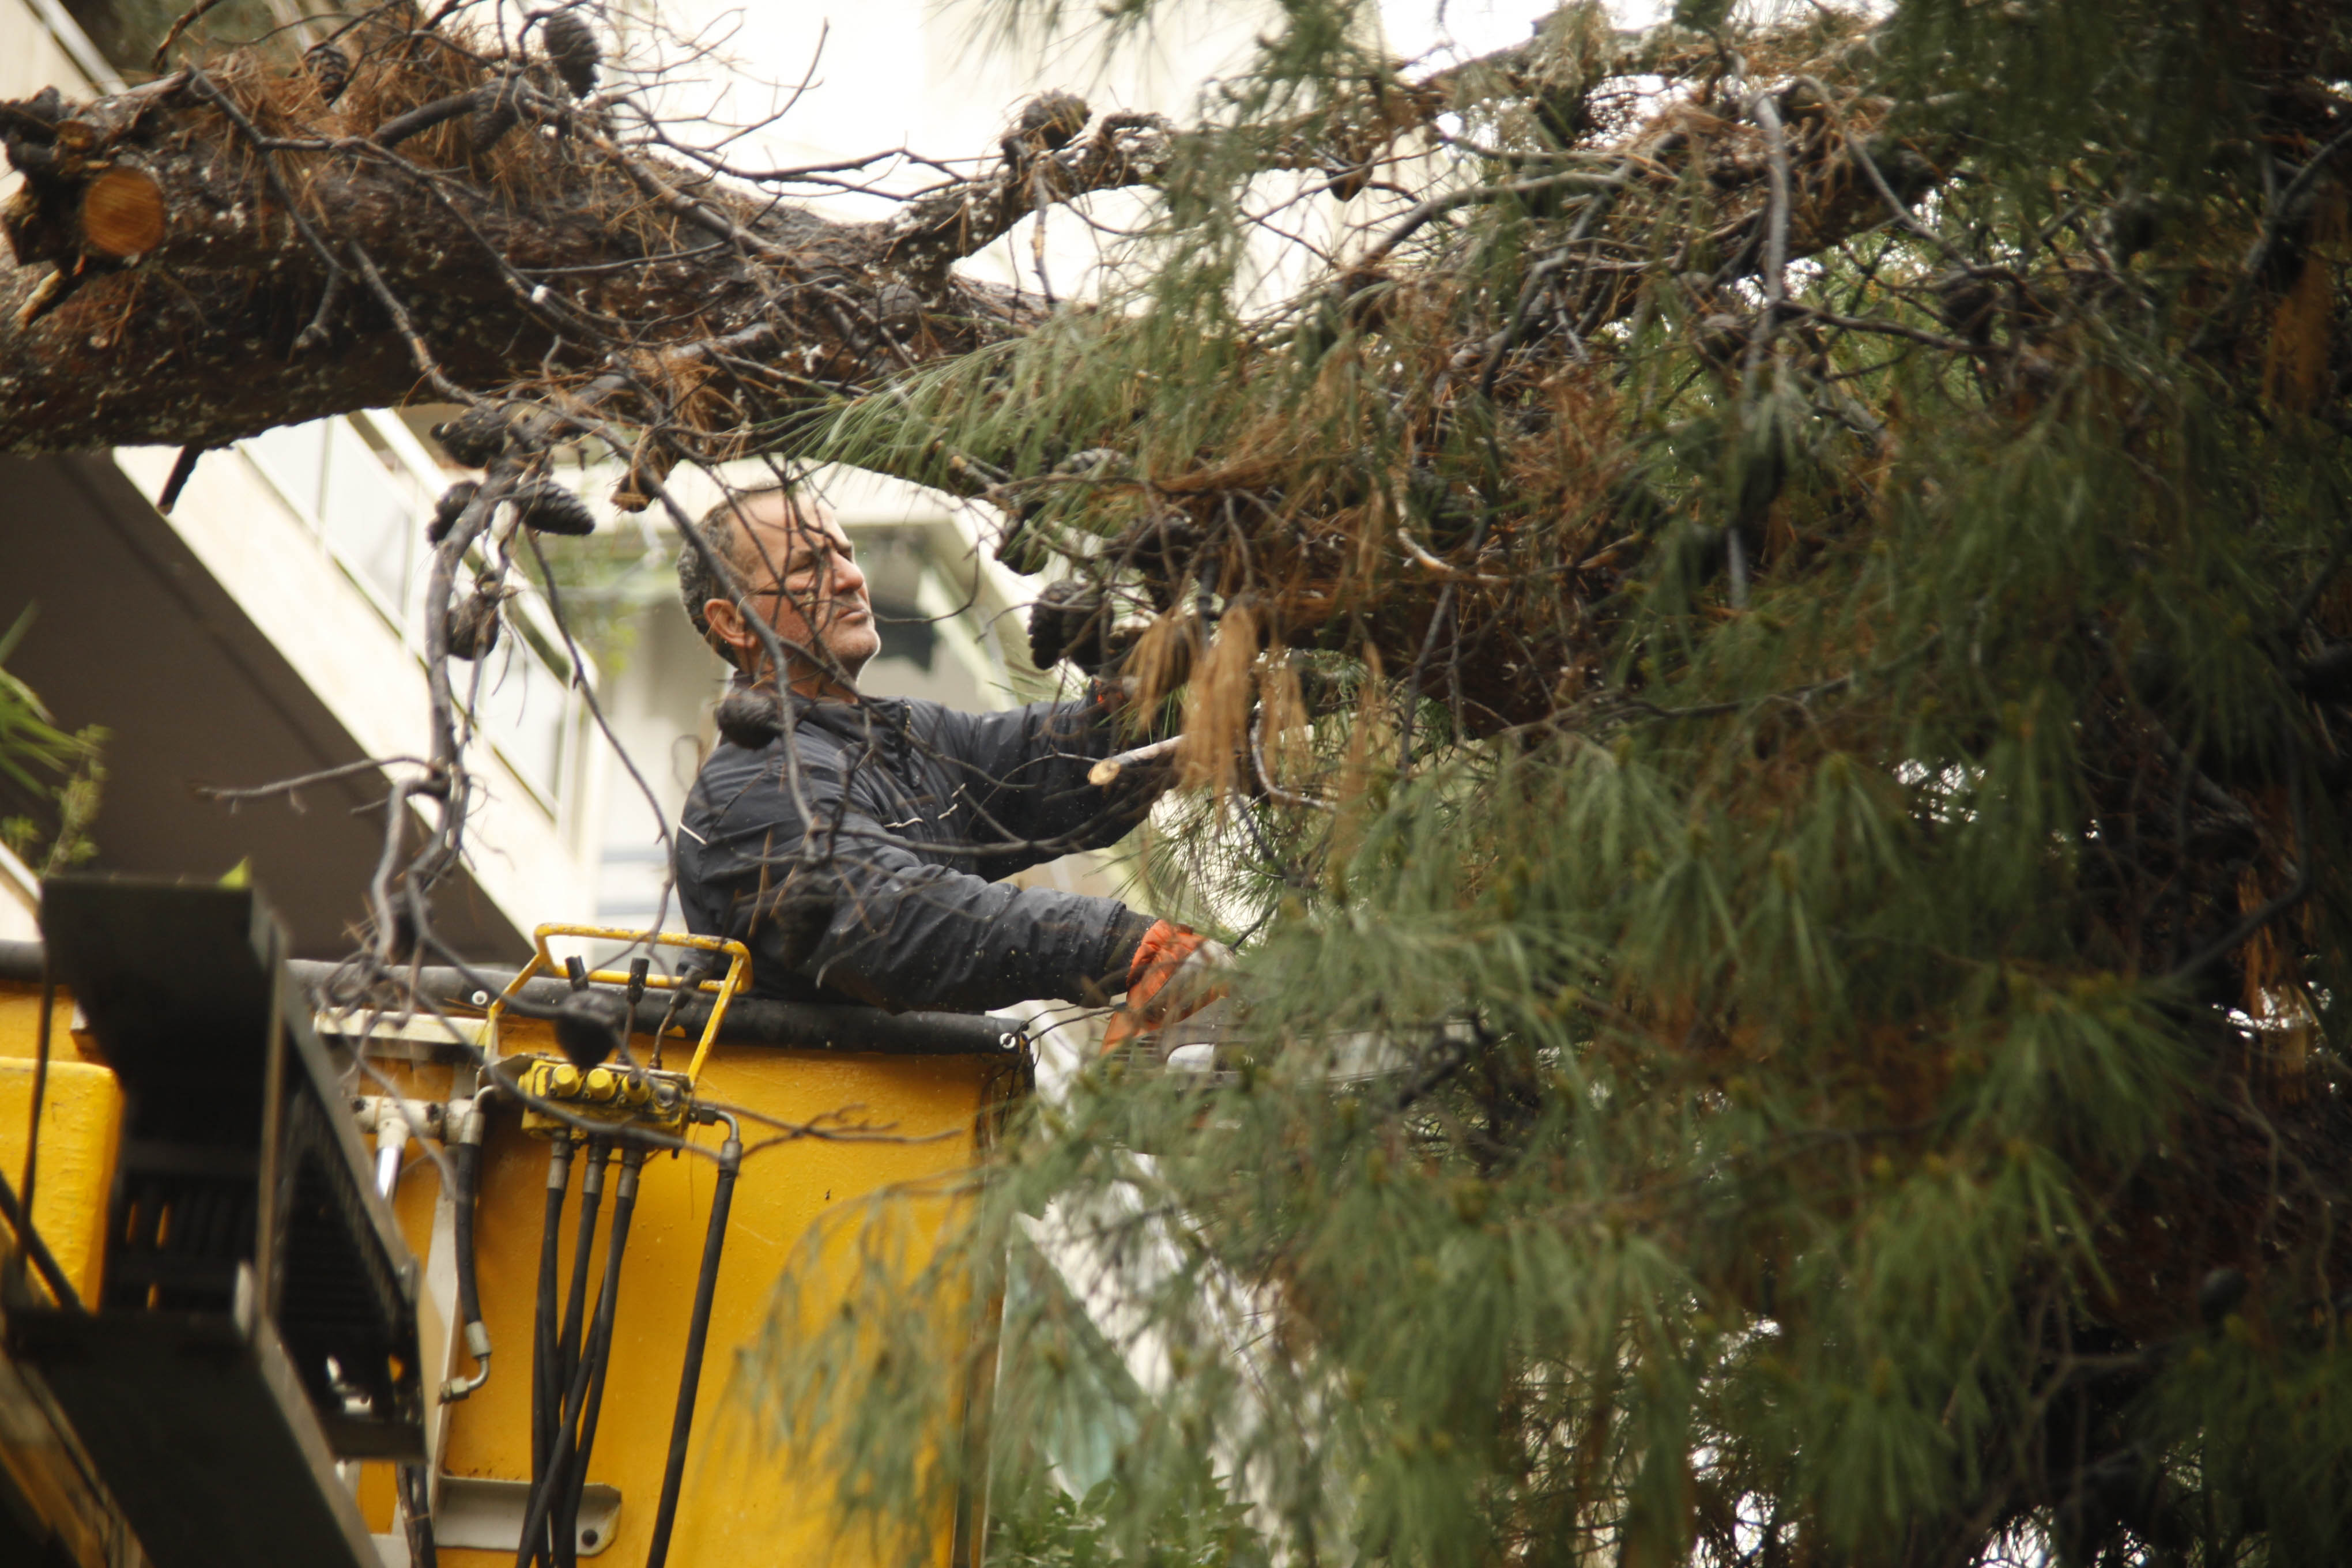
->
<box><xmin>832</xmin><ymin>553</ymin><xmax>869</xmax><ymax>597</ymax></box>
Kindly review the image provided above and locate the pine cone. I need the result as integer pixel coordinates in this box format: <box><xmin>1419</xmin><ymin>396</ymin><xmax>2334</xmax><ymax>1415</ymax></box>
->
<box><xmin>1931</xmin><ymin>271</ymin><xmax>1999</xmax><ymax>342</ymax></box>
<box><xmin>514</xmin><ymin>483</ymin><xmax>596</xmax><ymax>536</ymax></box>
<box><xmin>1016</xmin><ymin>91</ymin><xmax>1089</xmax><ymax>153</ymax></box>
<box><xmin>2293</xmin><ymin>644</ymin><xmax>2352</xmax><ymax>702</ymax></box>
<box><xmin>541</xmin><ymin>10</ymin><xmax>601</xmax><ymax>98</ymax></box>
<box><xmin>430</xmin><ymin>406</ymin><xmax>510</xmax><ymax>468</ymax></box>
<box><xmin>1027</xmin><ymin>578</ymin><xmax>1110</xmax><ymax>672</ymax></box>
<box><xmin>874</xmin><ymin>282</ymin><xmax>922</xmax><ymax>340</ymax></box>
<box><xmin>446</xmin><ymin>585</ymin><xmax>511</xmax><ymax>661</ymax></box>
<box><xmin>468</xmin><ymin>78</ymin><xmax>521</xmax><ymax>154</ymax></box>
<box><xmin>426</xmin><ymin>481</ymin><xmax>480</xmax><ymax>544</ymax></box>
<box><xmin>305</xmin><ymin>41</ymin><xmax>351</xmax><ymax>103</ymax></box>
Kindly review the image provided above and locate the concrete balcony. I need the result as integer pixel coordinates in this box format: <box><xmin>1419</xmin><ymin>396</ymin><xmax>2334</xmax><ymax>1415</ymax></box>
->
<box><xmin>0</xmin><ymin>434</ymin><xmax>602</xmax><ymax>959</ymax></box>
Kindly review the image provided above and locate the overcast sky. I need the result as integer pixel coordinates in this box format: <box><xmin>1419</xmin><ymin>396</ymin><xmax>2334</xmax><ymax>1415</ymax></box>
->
<box><xmin>649</xmin><ymin>0</ymin><xmax>1673</xmax><ymax>180</ymax></box>
<box><xmin>637</xmin><ymin>0</ymin><xmax>1671</xmax><ymax>293</ymax></box>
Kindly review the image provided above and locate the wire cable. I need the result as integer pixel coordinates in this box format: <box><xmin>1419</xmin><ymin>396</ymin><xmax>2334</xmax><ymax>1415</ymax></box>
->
<box><xmin>558</xmin><ymin>1140</ymin><xmax>612</xmax><ymax>1393</ymax></box>
<box><xmin>8</xmin><ymin>956</ymin><xmax>58</xmax><ymax>1304</ymax></box>
<box><xmin>0</xmin><ymin>1164</ymin><xmax>80</xmax><ymax>1310</ymax></box>
<box><xmin>515</xmin><ymin>1139</ymin><xmax>640</xmax><ymax>1568</ymax></box>
<box><xmin>537</xmin><ymin>1138</ymin><xmax>609</xmax><ymax>1566</ymax></box>
<box><xmin>397</xmin><ymin>1460</ymin><xmax>439</xmax><ymax>1567</ymax></box>
<box><xmin>644</xmin><ymin>1113</ymin><xmax>742</xmax><ymax>1568</ymax></box>
<box><xmin>557</xmin><ymin>1145</ymin><xmax>644</xmax><ymax>1565</ymax></box>
<box><xmin>517</xmin><ymin>1280</ymin><xmax>608</xmax><ymax>1568</ymax></box>
<box><xmin>529</xmin><ymin>1138</ymin><xmax>574</xmax><ymax>1568</ymax></box>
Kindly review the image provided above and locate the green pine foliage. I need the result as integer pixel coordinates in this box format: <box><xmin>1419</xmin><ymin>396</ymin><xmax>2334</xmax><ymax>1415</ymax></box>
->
<box><xmin>0</xmin><ymin>609</ymin><xmax>103</xmax><ymax>876</ymax></box>
<box><xmin>755</xmin><ymin>2</ymin><xmax>2352</xmax><ymax>1563</ymax></box>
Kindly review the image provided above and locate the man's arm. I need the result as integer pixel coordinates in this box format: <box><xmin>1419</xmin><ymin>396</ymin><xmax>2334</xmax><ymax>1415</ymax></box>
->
<box><xmin>680</xmin><ymin>741</ymin><xmax>1150</xmax><ymax>1013</ymax></box>
<box><xmin>921</xmin><ymin>684</ymin><xmax>1166</xmax><ymax>853</ymax></box>
<box><xmin>800</xmin><ymin>820</ymin><xmax>1149</xmax><ymax>1012</ymax></box>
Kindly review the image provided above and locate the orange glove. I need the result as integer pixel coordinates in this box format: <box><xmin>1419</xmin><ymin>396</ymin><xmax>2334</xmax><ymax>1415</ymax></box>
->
<box><xmin>1102</xmin><ymin>920</ymin><xmax>1231</xmax><ymax>1054</ymax></box>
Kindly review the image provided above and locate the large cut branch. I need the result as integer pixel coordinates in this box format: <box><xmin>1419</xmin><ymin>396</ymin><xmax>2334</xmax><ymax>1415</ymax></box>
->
<box><xmin>0</xmin><ymin>38</ymin><xmax>1176</xmax><ymax>455</ymax></box>
<box><xmin>0</xmin><ymin>6</ymin><xmax>1929</xmax><ymax>483</ymax></box>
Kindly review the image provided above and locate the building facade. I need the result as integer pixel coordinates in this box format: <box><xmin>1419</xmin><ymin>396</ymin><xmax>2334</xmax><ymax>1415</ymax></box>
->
<box><xmin>0</xmin><ymin>0</ymin><xmax>1057</xmax><ymax>960</ymax></box>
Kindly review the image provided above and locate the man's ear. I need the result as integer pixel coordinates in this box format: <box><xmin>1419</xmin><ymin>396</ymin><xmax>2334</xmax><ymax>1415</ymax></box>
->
<box><xmin>705</xmin><ymin>597</ymin><xmax>762</xmax><ymax>667</ymax></box>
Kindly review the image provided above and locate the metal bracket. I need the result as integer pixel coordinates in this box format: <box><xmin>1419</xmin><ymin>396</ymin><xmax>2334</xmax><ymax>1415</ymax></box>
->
<box><xmin>314</xmin><ymin>1009</ymin><xmax>493</xmax><ymax>1064</ymax></box>
<box><xmin>432</xmin><ymin>1474</ymin><xmax>620</xmax><ymax>1558</ymax></box>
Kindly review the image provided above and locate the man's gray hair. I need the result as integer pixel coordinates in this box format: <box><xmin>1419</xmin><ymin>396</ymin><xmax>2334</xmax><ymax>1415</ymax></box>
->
<box><xmin>677</xmin><ymin>486</ymin><xmax>792</xmax><ymax>669</ymax></box>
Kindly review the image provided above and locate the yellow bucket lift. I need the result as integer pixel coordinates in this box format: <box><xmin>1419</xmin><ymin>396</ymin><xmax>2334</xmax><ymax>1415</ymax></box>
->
<box><xmin>0</xmin><ymin>879</ymin><xmax>1026</xmax><ymax>1568</ymax></box>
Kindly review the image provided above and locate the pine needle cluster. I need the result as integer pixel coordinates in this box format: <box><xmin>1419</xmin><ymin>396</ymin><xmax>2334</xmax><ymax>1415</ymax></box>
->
<box><xmin>762</xmin><ymin>0</ymin><xmax>2352</xmax><ymax>1562</ymax></box>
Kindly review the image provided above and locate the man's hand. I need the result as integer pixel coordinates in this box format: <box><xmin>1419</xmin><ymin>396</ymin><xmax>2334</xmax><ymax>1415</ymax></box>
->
<box><xmin>1103</xmin><ymin>919</ymin><xmax>1232</xmax><ymax>1053</ymax></box>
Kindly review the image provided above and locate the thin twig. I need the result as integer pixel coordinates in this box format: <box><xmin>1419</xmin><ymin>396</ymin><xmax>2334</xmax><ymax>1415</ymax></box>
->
<box><xmin>346</xmin><ymin>241</ymin><xmax>477</xmax><ymax>402</ymax></box>
<box><xmin>1740</xmin><ymin>87</ymin><xmax>1793</xmax><ymax>382</ymax></box>
<box><xmin>1358</xmin><ymin>166</ymin><xmax>1633</xmax><ymax>270</ymax></box>
<box><xmin>1782</xmin><ymin>300</ymin><xmax>1986</xmax><ymax>354</ymax></box>
<box><xmin>2167</xmin><ymin>749</ymin><xmax>2311</xmax><ymax>982</ymax></box>
<box><xmin>1090</xmin><ymin>735</ymin><xmax>1181</xmax><ymax>787</ymax></box>
<box><xmin>150</xmin><ymin>0</ymin><xmax>233</xmax><ymax>70</ymax></box>
<box><xmin>2244</xmin><ymin>125</ymin><xmax>2352</xmax><ymax>285</ymax></box>
<box><xmin>199</xmin><ymin>755</ymin><xmax>436</xmax><ymax>810</ymax></box>
<box><xmin>1396</xmin><ymin>528</ymin><xmax>1507</xmax><ymax>583</ymax></box>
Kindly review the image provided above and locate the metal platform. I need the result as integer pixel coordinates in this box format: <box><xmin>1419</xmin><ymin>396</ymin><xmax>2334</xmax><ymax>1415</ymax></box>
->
<box><xmin>5</xmin><ymin>876</ymin><xmax>427</xmax><ymax>1568</ymax></box>
<box><xmin>7</xmin><ymin>1295</ymin><xmax>378</xmax><ymax>1568</ymax></box>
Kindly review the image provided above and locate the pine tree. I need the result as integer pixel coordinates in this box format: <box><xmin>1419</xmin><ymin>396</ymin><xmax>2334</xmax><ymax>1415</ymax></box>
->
<box><xmin>757</xmin><ymin>4</ymin><xmax>2352</xmax><ymax>1565</ymax></box>
<box><xmin>3</xmin><ymin>1</ymin><xmax>2350</xmax><ymax>1563</ymax></box>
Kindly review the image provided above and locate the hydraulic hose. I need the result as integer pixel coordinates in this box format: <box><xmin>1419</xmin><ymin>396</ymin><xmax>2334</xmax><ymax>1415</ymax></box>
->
<box><xmin>644</xmin><ymin>1114</ymin><xmax>742</xmax><ymax>1568</ymax></box>
<box><xmin>518</xmin><ymin>1290</ymin><xmax>604</xmax><ymax>1568</ymax></box>
<box><xmin>453</xmin><ymin>1105</ymin><xmax>483</xmax><ymax>1328</ymax></box>
<box><xmin>534</xmin><ymin>1139</ymin><xmax>609</xmax><ymax>1567</ymax></box>
<box><xmin>559</xmin><ymin>1141</ymin><xmax>612</xmax><ymax>1392</ymax></box>
<box><xmin>398</xmin><ymin>1460</ymin><xmax>439</xmax><ymax>1568</ymax></box>
<box><xmin>515</xmin><ymin>1141</ymin><xmax>640</xmax><ymax>1568</ymax></box>
<box><xmin>441</xmin><ymin>1099</ymin><xmax>492</xmax><ymax>1403</ymax></box>
<box><xmin>531</xmin><ymin>1137</ymin><xmax>574</xmax><ymax>1524</ymax></box>
<box><xmin>558</xmin><ymin>1145</ymin><xmax>644</xmax><ymax>1566</ymax></box>
<box><xmin>646</xmin><ymin>956</ymin><xmax>714</xmax><ymax>1071</ymax></box>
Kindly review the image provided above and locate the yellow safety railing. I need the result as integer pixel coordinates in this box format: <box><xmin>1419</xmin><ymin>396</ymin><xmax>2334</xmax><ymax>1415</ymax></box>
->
<box><xmin>486</xmin><ymin>925</ymin><xmax>751</xmax><ymax>1084</ymax></box>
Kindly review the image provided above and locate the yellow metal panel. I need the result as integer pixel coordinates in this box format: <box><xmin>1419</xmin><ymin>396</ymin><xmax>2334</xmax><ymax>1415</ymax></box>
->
<box><xmin>0</xmin><ymin>1055</ymin><xmax>122</xmax><ymax>1305</ymax></box>
<box><xmin>427</xmin><ymin>1023</ymin><xmax>1010</xmax><ymax>1567</ymax></box>
<box><xmin>0</xmin><ymin>970</ymin><xmax>1011</xmax><ymax>1564</ymax></box>
<box><xmin>0</xmin><ymin>983</ymin><xmax>104</xmax><ymax>1064</ymax></box>
<box><xmin>0</xmin><ymin>982</ymin><xmax>133</xmax><ymax>1567</ymax></box>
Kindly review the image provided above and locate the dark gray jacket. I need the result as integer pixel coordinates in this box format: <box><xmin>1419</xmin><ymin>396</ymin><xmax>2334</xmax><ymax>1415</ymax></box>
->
<box><xmin>675</xmin><ymin>689</ymin><xmax>1156</xmax><ymax>1012</ymax></box>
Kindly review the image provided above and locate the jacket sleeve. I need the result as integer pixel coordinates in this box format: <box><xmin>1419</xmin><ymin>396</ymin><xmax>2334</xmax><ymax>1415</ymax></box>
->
<box><xmin>680</xmin><ymin>741</ymin><xmax>1148</xmax><ymax>1013</ymax></box>
<box><xmin>804</xmin><ymin>812</ymin><xmax>1147</xmax><ymax>1012</ymax></box>
<box><xmin>922</xmin><ymin>687</ymin><xmax>1166</xmax><ymax>854</ymax></box>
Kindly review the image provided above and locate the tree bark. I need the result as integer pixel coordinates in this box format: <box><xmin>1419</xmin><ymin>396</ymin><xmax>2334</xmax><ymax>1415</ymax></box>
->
<box><xmin>0</xmin><ymin>11</ymin><xmax>1929</xmax><ymax>469</ymax></box>
<box><xmin>0</xmin><ymin>44</ymin><xmax>1164</xmax><ymax>454</ymax></box>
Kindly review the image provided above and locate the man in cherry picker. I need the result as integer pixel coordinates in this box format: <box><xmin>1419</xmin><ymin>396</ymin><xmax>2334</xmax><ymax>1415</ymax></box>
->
<box><xmin>672</xmin><ymin>486</ymin><xmax>1225</xmax><ymax>1036</ymax></box>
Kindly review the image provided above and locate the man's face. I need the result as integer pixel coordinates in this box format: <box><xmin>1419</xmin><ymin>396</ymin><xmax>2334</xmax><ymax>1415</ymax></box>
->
<box><xmin>713</xmin><ymin>495</ymin><xmax>881</xmax><ymax>693</ymax></box>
